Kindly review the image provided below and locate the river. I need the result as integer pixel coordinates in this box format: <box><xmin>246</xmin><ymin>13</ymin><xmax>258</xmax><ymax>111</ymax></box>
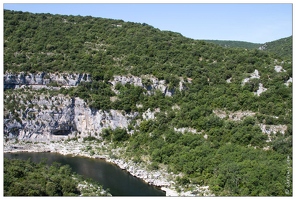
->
<box><xmin>4</xmin><ymin>152</ymin><xmax>166</xmax><ymax>196</ymax></box>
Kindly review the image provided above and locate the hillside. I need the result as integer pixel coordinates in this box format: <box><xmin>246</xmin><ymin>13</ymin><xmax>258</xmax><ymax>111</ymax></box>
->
<box><xmin>3</xmin><ymin>10</ymin><xmax>292</xmax><ymax>196</ymax></box>
<box><xmin>204</xmin><ymin>36</ymin><xmax>292</xmax><ymax>60</ymax></box>
<box><xmin>259</xmin><ymin>36</ymin><xmax>292</xmax><ymax>60</ymax></box>
<box><xmin>203</xmin><ymin>40</ymin><xmax>262</xmax><ymax>49</ymax></box>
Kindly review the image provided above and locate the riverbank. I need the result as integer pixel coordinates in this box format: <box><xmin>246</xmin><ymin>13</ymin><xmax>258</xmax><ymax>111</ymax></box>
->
<box><xmin>3</xmin><ymin>138</ymin><xmax>213</xmax><ymax>196</ymax></box>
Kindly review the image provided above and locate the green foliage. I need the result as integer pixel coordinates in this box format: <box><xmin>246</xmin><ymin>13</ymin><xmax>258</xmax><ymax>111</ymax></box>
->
<box><xmin>102</xmin><ymin>128</ymin><xmax>112</xmax><ymax>141</ymax></box>
<box><xmin>260</xmin><ymin>36</ymin><xmax>292</xmax><ymax>60</ymax></box>
<box><xmin>83</xmin><ymin>136</ymin><xmax>100</xmax><ymax>142</ymax></box>
<box><xmin>4</xmin><ymin>10</ymin><xmax>292</xmax><ymax>197</ymax></box>
<box><xmin>4</xmin><ymin>158</ymin><xmax>107</xmax><ymax>196</ymax></box>
<box><xmin>176</xmin><ymin>176</ymin><xmax>190</xmax><ymax>186</ymax></box>
<box><xmin>123</xmin><ymin>116</ymin><xmax>291</xmax><ymax>196</ymax></box>
<box><xmin>113</xmin><ymin>128</ymin><xmax>129</xmax><ymax>142</ymax></box>
<box><xmin>102</xmin><ymin>128</ymin><xmax>129</xmax><ymax>142</ymax></box>
<box><xmin>148</xmin><ymin>162</ymin><xmax>159</xmax><ymax>170</ymax></box>
<box><xmin>113</xmin><ymin>83</ymin><xmax>145</xmax><ymax>112</ymax></box>
<box><xmin>4</xmin><ymin>10</ymin><xmax>292</xmax><ymax>119</ymax></box>
<box><xmin>65</xmin><ymin>80</ymin><xmax>115</xmax><ymax>110</ymax></box>
<box><xmin>203</xmin><ymin>39</ymin><xmax>262</xmax><ymax>49</ymax></box>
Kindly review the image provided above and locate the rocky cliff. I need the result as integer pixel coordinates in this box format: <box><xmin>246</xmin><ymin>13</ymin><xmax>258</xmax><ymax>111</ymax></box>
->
<box><xmin>110</xmin><ymin>75</ymin><xmax>187</xmax><ymax>96</ymax></box>
<box><xmin>4</xmin><ymin>91</ymin><xmax>138</xmax><ymax>142</ymax></box>
<box><xmin>4</xmin><ymin>72</ymin><xmax>188</xmax><ymax>141</ymax></box>
<box><xmin>4</xmin><ymin>72</ymin><xmax>91</xmax><ymax>89</ymax></box>
<box><xmin>4</xmin><ymin>72</ymin><xmax>187</xmax><ymax>96</ymax></box>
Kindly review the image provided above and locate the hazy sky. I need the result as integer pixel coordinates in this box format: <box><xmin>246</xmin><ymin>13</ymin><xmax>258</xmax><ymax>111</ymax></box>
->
<box><xmin>3</xmin><ymin>2</ymin><xmax>293</xmax><ymax>43</ymax></box>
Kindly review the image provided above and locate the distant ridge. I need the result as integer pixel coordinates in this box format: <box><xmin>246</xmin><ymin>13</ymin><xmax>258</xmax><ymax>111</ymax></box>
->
<box><xmin>258</xmin><ymin>36</ymin><xmax>292</xmax><ymax>60</ymax></box>
<box><xmin>203</xmin><ymin>36</ymin><xmax>292</xmax><ymax>60</ymax></box>
<box><xmin>202</xmin><ymin>39</ymin><xmax>262</xmax><ymax>49</ymax></box>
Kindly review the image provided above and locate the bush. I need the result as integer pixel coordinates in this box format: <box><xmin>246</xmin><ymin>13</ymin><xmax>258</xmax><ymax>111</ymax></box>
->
<box><xmin>176</xmin><ymin>176</ymin><xmax>190</xmax><ymax>186</ymax></box>
<box><xmin>113</xmin><ymin>128</ymin><xmax>129</xmax><ymax>142</ymax></box>
<box><xmin>149</xmin><ymin>162</ymin><xmax>159</xmax><ymax>170</ymax></box>
<box><xmin>4</xmin><ymin>158</ymin><xmax>80</xmax><ymax>196</ymax></box>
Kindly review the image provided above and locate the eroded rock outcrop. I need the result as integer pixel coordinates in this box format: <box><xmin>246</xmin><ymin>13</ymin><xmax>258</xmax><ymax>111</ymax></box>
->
<box><xmin>259</xmin><ymin>124</ymin><xmax>287</xmax><ymax>139</ymax></box>
<box><xmin>254</xmin><ymin>83</ymin><xmax>268</xmax><ymax>96</ymax></box>
<box><xmin>242</xmin><ymin>69</ymin><xmax>260</xmax><ymax>85</ymax></box>
<box><xmin>110</xmin><ymin>75</ymin><xmax>187</xmax><ymax>96</ymax></box>
<box><xmin>73</xmin><ymin>97</ymin><xmax>138</xmax><ymax>137</ymax></box>
<box><xmin>4</xmin><ymin>72</ymin><xmax>91</xmax><ymax>89</ymax></box>
<box><xmin>4</xmin><ymin>72</ymin><xmax>188</xmax><ymax>141</ymax></box>
<box><xmin>142</xmin><ymin>108</ymin><xmax>160</xmax><ymax>120</ymax></box>
<box><xmin>4</xmin><ymin>72</ymin><xmax>187</xmax><ymax>96</ymax></box>
<box><xmin>285</xmin><ymin>77</ymin><xmax>292</xmax><ymax>86</ymax></box>
<box><xmin>213</xmin><ymin>109</ymin><xmax>256</xmax><ymax>121</ymax></box>
<box><xmin>213</xmin><ymin>109</ymin><xmax>288</xmax><ymax>142</ymax></box>
<box><xmin>274</xmin><ymin>65</ymin><xmax>286</xmax><ymax>73</ymax></box>
<box><xmin>174</xmin><ymin>127</ymin><xmax>198</xmax><ymax>134</ymax></box>
<box><xmin>4</xmin><ymin>94</ymin><xmax>138</xmax><ymax>142</ymax></box>
<box><xmin>241</xmin><ymin>69</ymin><xmax>268</xmax><ymax>95</ymax></box>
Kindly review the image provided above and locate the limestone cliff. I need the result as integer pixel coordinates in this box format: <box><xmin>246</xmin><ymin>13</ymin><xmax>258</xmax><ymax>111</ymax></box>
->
<box><xmin>4</xmin><ymin>92</ymin><xmax>138</xmax><ymax>142</ymax></box>
<box><xmin>110</xmin><ymin>75</ymin><xmax>185</xmax><ymax>96</ymax></box>
<box><xmin>4</xmin><ymin>72</ymin><xmax>189</xmax><ymax>141</ymax></box>
<box><xmin>4</xmin><ymin>72</ymin><xmax>187</xmax><ymax>95</ymax></box>
<box><xmin>4</xmin><ymin>72</ymin><xmax>91</xmax><ymax>89</ymax></box>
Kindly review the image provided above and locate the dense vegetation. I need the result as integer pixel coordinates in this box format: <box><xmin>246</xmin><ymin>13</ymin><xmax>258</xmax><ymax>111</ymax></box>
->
<box><xmin>4</xmin><ymin>9</ymin><xmax>292</xmax><ymax>196</ymax></box>
<box><xmin>259</xmin><ymin>36</ymin><xmax>292</xmax><ymax>60</ymax></box>
<box><xmin>204</xmin><ymin>36</ymin><xmax>292</xmax><ymax>60</ymax></box>
<box><xmin>205</xmin><ymin>36</ymin><xmax>292</xmax><ymax>61</ymax></box>
<box><xmin>4</xmin><ymin>158</ymin><xmax>109</xmax><ymax>196</ymax></box>
<box><xmin>123</xmin><ymin>119</ymin><xmax>292</xmax><ymax>196</ymax></box>
<box><xmin>203</xmin><ymin>40</ymin><xmax>262</xmax><ymax>49</ymax></box>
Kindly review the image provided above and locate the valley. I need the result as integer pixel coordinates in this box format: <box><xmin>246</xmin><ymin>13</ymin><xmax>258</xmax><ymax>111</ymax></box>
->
<box><xmin>3</xmin><ymin>9</ymin><xmax>292</xmax><ymax>196</ymax></box>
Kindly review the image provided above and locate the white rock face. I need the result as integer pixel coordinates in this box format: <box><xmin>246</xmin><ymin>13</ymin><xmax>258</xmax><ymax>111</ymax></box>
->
<box><xmin>259</xmin><ymin>124</ymin><xmax>287</xmax><ymax>135</ymax></box>
<box><xmin>4</xmin><ymin>72</ymin><xmax>187</xmax><ymax>97</ymax></box>
<box><xmin>242</xmin><ymin>69</ymin><xmax>260</xmax><ymax>85</ymax></box>
<box><xmin>259</xmin><ymin>124</ymin><xmax>287</xmax><ymax>142</ymax></box>
<box><xmin>5</xmin><ymin>94</ymin><xmax>75</xmax><ymax>141</ymax></box>
<box><xmin>142</xmin><ymin>108</ymin><xmax>160</xmax><ymax>120</ymax></box>
<box><xmin>285</xmin><ymin>77</ymin><xmax>292</xmax><ymax>86</ymax></box>
<box><xmin>111</xmin><ymin>75</ymin><xmax>143</xmax><ymax>87</ymax></box>
<box><xmin>4</xmin><ymin>72</ymin><xmax>188</xmax><ymax>141</ymax></box>
<box><xmin>4</xmin><ymin>72</ymin><xmax>91</xmax><ymax>89</ymax></box>
<box><xmin>240</xmin><ymin>69</ymin><xmax>267</xmax><ymax>95</ymax></box>
<box><xmin>274</xmin><ymin>65</ymin><xmax>286</xmax><ymax>73</ymax></box>
<box><xmin>174</xmin><ymin>127</ymin><xmax>197</xmax><ymax>134</ymax></box>
<box><xmin>73</xmin><ymin>97</ymin><xmax>137</xmax><ymax>137</ymax></box>
<box><xmin>110</xmin><ymin>75</ymin><xmax>186</xmax><ymax>96</ymax></box>
<box><xmin>4</xmin><ymin>94</ymin><xmax>138</xmax><ymax>142</ymax></box>
<box><xmin>254</xmin><ymin>83</ymin><xmax>267</xmax><ymax>96</ymax></box>
<box><xmin>213</xmin><ymin>109</ymin><xmax>256</xmax><ymax>121</ymax></box>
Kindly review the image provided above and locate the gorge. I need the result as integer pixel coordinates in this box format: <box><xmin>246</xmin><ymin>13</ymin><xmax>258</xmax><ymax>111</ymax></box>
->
<box><xmin>4</xmin><ymin>9</ymin><xmax>292</xmax><ymax>196</ymax></box>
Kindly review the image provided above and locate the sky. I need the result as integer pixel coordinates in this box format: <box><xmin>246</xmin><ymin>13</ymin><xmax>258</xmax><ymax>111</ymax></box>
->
<box><xmin>2</xmin><ymin>2</ymin><xmax>293</xmax><ymax>44</ymax></box>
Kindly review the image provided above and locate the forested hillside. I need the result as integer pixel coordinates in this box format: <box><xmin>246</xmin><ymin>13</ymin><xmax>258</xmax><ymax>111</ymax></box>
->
<box><xmin>259</xmin><ymin>36</ymin><xmax>292</xmax><ymax>60</ymax></box>
<box><xmin>203</xmin><ymin>40</ymin><xmax>262</xmax><ymax>49</ymax></box>
<box><xmin>204</xmin><ymin>36</ymin><xmax>292</xmax><ymax>61</ymax></box>
<box><xmin>4</xmin><ymin>10</ymin><xmax>292</xmax><ymax>196</ymax></box>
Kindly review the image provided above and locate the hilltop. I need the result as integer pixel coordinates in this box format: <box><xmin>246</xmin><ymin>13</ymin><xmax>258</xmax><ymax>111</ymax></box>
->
<box><xmin>3</xmin><ymin>10</ymin><xmax>292</xmax><ymax>196</ymax></box>
<box><xmin>259</xmin><ymin>36</ymin><xmax>292</xmax><ymax>60</ymax></box>
<box><xmin>204</xmin><ymin>36</ymin><xmax>292</xmax><ymax>60</ymax></box>
<box><xmin>203</xmin><ymin>39</ymin><xmax>262</xmax><ymax>49</ymax></box>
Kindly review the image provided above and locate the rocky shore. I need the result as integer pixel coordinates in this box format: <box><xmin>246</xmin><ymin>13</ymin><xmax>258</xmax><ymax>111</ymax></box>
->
<box><xmin>3</xmin><ymin>139</ymin><xmax>213</xmax><ymax>196</ymax></box>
